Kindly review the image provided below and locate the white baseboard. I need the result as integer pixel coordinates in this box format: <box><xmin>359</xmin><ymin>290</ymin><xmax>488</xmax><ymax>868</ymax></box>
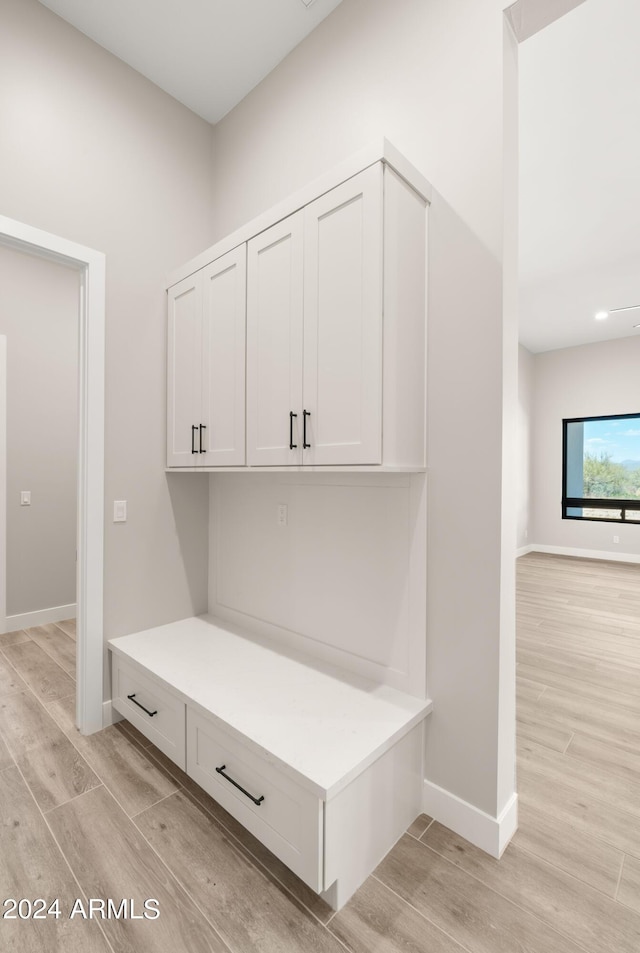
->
<box><xmin>516</xmin><ymin>544</ymin><xmax>533</xmax><ymax>557</ymax></box>
<box><xmin>102</xmin><ymin>700</ymin><xmax>123</xmax><ymax>729</ymax></box>
<box><xmin>528</xmin><ymin>544</ymin><xmax>640</xmax><ymax>565</ymax></box>
<box><xmin>5</xmin><ymin>602</ymin><xmax>76</xmax><ymax>631</ymax></box>
<box><xmin>496</xmin><ymin>792</ymin><xmax>519</xmax><ymax>856</ymax></box>
<box><xmin>423</xmin><ymin>780</ymin><xmax>518</xmax><ymax>858</ymax></box>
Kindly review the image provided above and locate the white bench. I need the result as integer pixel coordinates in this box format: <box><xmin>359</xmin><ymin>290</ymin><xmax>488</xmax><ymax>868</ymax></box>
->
<box><xmin>109</xmin><ymin>614</ymin><xmax>432</xmax><ymax>910</ymax></box>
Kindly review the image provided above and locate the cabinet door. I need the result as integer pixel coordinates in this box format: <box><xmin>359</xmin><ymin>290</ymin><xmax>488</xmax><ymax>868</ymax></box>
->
<box><xmin>302</xmin><ymin>164</ymin><xmax>383</xmax><ymax>465</ymax></box>
<box><xmin>200</xmin><ymin>247</ymin><xmax>246</xmax><ymax>466</ymax></box>
<box><xmin>167</xmin><ymin>274</ymin><xmax>202</xmax><ymax>467</ymax></box>
<box><xmin>247</xmin><ymin>213</ymin><xmax>304</xmax><ymax>466</ymax></box>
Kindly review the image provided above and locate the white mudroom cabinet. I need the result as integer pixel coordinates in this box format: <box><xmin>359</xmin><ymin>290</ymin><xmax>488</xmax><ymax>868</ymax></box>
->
<box><xmin>166</xmin><ymin>141</ymin><xmax>428</xmax><ymax>472</ymax></box>
<box><xmin>111</xmin><ymin>141</ymin><xmax>432</xmax><ymax>911</ymax></box>
<box><xmin>167</xmin><ymin>245</ymin><xmax>246</xmax><ymax>467</ymax></box>
<box><xmin>110</xmin><ymin>614</ymin><xmax>430</xmax><ymax>909</ymax></box>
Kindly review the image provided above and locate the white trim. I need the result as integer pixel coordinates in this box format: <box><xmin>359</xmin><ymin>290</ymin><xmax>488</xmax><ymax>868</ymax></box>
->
<box><xmin>527</xmin><ymin>543</ymin><xmax>640</xmax><ymax>565</ymax></box>
<box><xmin>6</xmin><ymin>603</ymin><xmax>76</xmax><ymax>630</ymax></box>
<box><xmin>496</xmin><ymin>792</ymin><xmax>519</xmax><ymax>856</ymax></box>
<box><xmin>423</xmin><ymin>780</ymin><xmax>518</xmax><ymax>858</ymax></box>
<box><xmin>0</xmin><ymin>215</ymin><xmax>105</xmax><ymax>735</ymax></box>
<box><xmin>166</xmin><ymin>465</ymin><xmax>427</xmax><ymax>473</ymax></box>
<box><xmin>167</xmin><ymin>139</ymin><xmax>432</xmax><ymax>288</ymax></box>
<box><xmin>102</xmin><ymin>700</ymin><xmax>123</xmax><ymax>728</ymax></box>
<box><xmin>0</xmin><ymin>337</ymin><xmax>5</xmax><ymax>635</ymax></box>
<box><xmin>516</xmin><ymin>544</ymin><xmax>534</xmax><ymax>557</ymax></box>
<box><xmin>505</xmin><ymin>0</ymin><xmax>587</xmax><ymax>43</ymax></box>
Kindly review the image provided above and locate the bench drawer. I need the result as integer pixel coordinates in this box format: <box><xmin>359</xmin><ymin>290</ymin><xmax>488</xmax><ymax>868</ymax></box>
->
<box><xmin>111</xmin><ymin>653</ymin><xmax>186</xmax><ymax>769</ymax></box>
<box><xmin>187</xmin><ymin>709</ymin><xmax>323</xmax><ymax>891</ymax></box>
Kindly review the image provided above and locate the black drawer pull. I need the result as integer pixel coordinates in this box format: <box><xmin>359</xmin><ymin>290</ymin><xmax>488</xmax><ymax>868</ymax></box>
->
<box><xmin>199</xmin><ymin>423</ymin><xmax>206</xmax><ymax>453</ymax></box>
<box><xmin>191</xmin><ymin>425</ymin><xmax>198</xmax><ymax>454</ymax></box>
<box><xmin>303</xmin><ymin>409</ymin><xmax>311</xmax><ymax>449</ymax></box>
<box><xmin>215</xmin><ymin>764</ymin><xmax>264</xmax><ymax>806</ymax></box>
<box><xmin>289</xmin><ymin>411</ymin><xmax>297</xmax><ymax>450</ymax></box>
<box><xmin>127</xmin><ymin>693</ymin><xmax>158</xmax><ymax>717</ymax></box>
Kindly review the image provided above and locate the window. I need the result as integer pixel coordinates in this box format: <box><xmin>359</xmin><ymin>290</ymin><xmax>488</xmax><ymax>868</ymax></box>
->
<box><xmin>562</xmin><ymin>413</ymin><xmax>640</xmax><ymax>522</ymax></box>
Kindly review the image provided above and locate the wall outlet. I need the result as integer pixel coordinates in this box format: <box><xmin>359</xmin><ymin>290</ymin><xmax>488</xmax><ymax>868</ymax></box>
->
<box><xmin>113</xmin><ymin>500</ymin><xmax>127</xmax><ymax>522</ymax></box>
<box><xmin>613</xmin><ymin>535</ymin><xmax>620</xmax><ymax>544</ymax></box>
<box><xmin>277</xmin><ymin>503</ymin><xmax>288</xmax><ymax>527</ymax></box>
<box><xmin>20</xmin><ymin>490</ymin><xmax>31</xmax><ymax>506</ymax></box>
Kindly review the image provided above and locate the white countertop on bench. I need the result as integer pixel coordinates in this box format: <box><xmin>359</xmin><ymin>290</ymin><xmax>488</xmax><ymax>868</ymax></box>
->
<box><xmin>109</xmin><ymin>615</ymin><xmax>432</xmax><ymax>799</ymax></box>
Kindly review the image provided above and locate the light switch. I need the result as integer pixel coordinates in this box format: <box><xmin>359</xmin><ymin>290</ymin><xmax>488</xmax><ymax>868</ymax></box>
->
<box><xmin>20</xmin><ymin>490</ymin><xmax>31</xmax><ymax>506</ymax></box>
<box><xmin>113</xmin><ymin>500</ymin><xmax>127</xmax><ymax>522</ymax></box>
<box><xmin>277</xmin><ymin>503</ymin><xmax>288</xmax><ymax>527</ymax></box>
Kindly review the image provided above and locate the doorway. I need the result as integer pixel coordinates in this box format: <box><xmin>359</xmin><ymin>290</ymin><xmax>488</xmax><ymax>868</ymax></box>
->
<box><xmin>0</xmin><ymin>215</ymin><xmax>105</xmax><ymax>734</ymax></box>
<box><xmin>0</xmin><ymin>246</ymin><xmax>79</xmax><ymax>636</ymax></box>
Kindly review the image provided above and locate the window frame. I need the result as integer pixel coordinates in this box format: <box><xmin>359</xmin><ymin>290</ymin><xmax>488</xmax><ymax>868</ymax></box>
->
<box><xmin>562</xmin><ymin>412</ymin><xmax>640</xmax><ymax>523</ymax></box>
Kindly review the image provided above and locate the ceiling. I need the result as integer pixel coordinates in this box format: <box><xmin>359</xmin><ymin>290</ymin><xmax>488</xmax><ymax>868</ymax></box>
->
<box><xmin>519</xmin><ymin>0</ymin><xmax>640</xmax><ymax>353</ymax></box>
<box><xmin>37</xmin><ymin>0</ymin><xmax>344</xmax><ymax>124</ymax></box>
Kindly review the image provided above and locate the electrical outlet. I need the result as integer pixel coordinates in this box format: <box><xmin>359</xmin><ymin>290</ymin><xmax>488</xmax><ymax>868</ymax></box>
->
<box><xmin>113</xmin><ymin>500</ymin><xmax>127</xmax><ymax>522</ymax></box>
<box><xmin>277</xmin><ymin>503</ymin><xmax>288</xmax><ymax>527</ymax></box>
<box><xmin>613</xmin><ymin>535</ymin><xmax>620</xmax><ymax>544</ymax></box>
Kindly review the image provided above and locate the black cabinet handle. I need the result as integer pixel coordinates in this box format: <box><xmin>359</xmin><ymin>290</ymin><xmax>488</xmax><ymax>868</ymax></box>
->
<box><xmin>199</xmin><ymin>423</ymin><xmax>206</xmax><ymax>453</ymax></box>
<box><xmin>127</xmin><ymin>693</ymin><xmax>158</xmax><ymax>717</ymax></box>
<box><xmin>289</xmin><ymin>411</ymin><xmax>297</xmax><ymax>450</ymax></box>
<box><xmin>215</xmin><ymin>764</ymin><xmax>264</xmax><ymax>806</ymax></box>
<box><xmin>191</xmin><ymin>425</ymin><xmax>198</xmax><ymax>454</ymax></box>
<box><xmin>303</xmin><ymin>410</ymin><xmax>311</xmax><ymax>449</ymax></box>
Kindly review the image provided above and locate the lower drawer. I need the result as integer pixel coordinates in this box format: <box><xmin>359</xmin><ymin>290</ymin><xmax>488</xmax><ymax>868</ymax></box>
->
<box><xmin>111</xmin><ymin>653</ymin><xmax>186</xmax><ymax>769</ymax></box>
<box><xmin>187</xmin><ymin>709</ymin><xmax>323</xmax><ymax>891</ymax></box>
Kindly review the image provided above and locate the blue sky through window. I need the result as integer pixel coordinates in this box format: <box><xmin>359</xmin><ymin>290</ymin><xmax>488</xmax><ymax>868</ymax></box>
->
<box><xmin>583</xmin><ymin>417</ymin><xmax>640</xmax><ymax>464</ymax></box>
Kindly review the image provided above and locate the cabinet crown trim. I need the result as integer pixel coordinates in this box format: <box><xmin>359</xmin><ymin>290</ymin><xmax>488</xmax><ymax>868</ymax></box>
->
<box><xmin>166</xmin><ymin>139</ymin><xmax>432</xmax><ymax>289</ymax></box>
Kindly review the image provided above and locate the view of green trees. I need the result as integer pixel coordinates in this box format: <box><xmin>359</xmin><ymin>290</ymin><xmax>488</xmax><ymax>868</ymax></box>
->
<box><xmin>583</xmin><ymin>452</ymin><xmax>640</xmax><ymax>499</ymax></box>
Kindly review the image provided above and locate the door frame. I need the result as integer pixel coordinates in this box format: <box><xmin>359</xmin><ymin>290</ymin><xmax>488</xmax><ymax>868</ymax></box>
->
<box><xmin>0</xmin><ymin>336</ymin><xmax>5</xmax><ymax>638</ymax></box>
<box><xmin>0</xmin><ymin>215</ymin><xmax>105</xmax><ymax>735</ymax></box>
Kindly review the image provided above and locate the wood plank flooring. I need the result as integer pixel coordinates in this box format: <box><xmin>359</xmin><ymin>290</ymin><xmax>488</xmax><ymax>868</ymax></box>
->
<box><xmin>1</xmin><ymin>561</ymin><xmax>639</xmax><ymax>952</ymax></box>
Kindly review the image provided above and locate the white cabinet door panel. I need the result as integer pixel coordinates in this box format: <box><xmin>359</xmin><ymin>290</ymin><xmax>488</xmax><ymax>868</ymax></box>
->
<box><xmin>247</xmin><ymin>213</ymin><xmax>304</xmax><ymax>466</ymax></box>
<box><xmin>303</xmin><ymin>164</ymin><xmax>383</xmax><ymax>465</ymax></box>
<box><xmin>167</xmin><ymin>275</ymin><xmax>202</xmax><ymax>467</ymax></box>
<box><xmin>200</xmin><ymin>247</ymin><xmax>246</xmax><ymax>466</ymax></box>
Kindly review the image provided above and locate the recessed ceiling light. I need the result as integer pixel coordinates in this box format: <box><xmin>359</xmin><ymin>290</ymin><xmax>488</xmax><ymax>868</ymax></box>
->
<box><xmin>595</xmin><ymin>311</ymin><xmax>609</xmax><ymax>321</ymax></box>
<box><xmin>634</xmin><ymin>324</ymin><xmax>640</xmax><ymax>329</ymax></box>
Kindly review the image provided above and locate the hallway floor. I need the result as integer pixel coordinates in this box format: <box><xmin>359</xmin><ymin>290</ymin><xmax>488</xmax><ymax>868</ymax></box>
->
<box><xmin>1</xmin><ymin>560</ymin><xmax>639</xmax><ymax>952</ymax></box>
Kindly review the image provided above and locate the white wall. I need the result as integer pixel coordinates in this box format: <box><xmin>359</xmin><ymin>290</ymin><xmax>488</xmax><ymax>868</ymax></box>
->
<box><xmin>208</xmin><ymin>473</ymin><xmax>426</xmax><ymax>697</ymax></box>
<box><xmin>0</xmin><ymin>246</ymin><xmax>78</xmax><ymax>616</ymax></box>
<box><xmin>0</xmin><ymin>0</ymin><xmax>216</xmax><ymax>689</ymax></box>
<box><xmin>532</xmin><ymin>335</ymin><xmax>640</xmax><ymax>558</ymax></box>
<box><xmin>517</xmin><ymin>344</ymin><xmax>534</xmax><ymax>551</ymax></box>
<box><xmin>209</xmin><ymin>0</ymin><xmax>515</xmax><ymax>825</ymax></box>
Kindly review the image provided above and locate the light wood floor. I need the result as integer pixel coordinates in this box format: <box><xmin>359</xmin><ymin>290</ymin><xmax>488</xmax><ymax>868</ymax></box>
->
<box><xmin>1</xmin><ymin>557</ymin><xmax>640</xmax><ymax>952</ymax></box>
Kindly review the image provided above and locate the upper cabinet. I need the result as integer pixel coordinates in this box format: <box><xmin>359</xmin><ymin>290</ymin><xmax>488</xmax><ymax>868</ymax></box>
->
<box><xmin>167</xmin><ymin>271</ymin><xmax>201</xmax><ymax>467</ymax></box>
<box><xmin>247</xmin><ymin>165</ymin><xmax>383</xmax><ymax>466</ymax></box>
<box><xmin>167</xmin><ymin>141</ymin><xmax>430</xmax><ymax>471</ymax></box>
<box><xmin>246</xmin><ymin>212</ymin><xmax>304</xmax><ymax>466</ymax></box>
<box><xmin>303</xmin><ymin>167</ymin><xmax>383</xmax><ymax>466</ymax></box>
<box><xmin>167</xmin><ymin>246</ymin><xmax>246</xmax><ymax>467</ymax></box>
